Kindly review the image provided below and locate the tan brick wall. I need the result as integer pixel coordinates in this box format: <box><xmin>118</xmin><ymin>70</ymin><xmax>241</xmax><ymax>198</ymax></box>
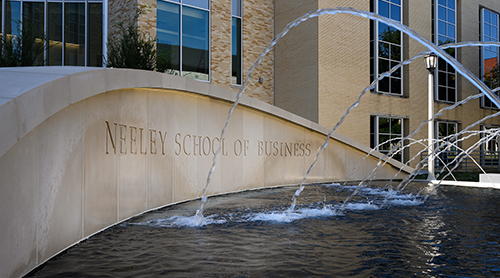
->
<box><xmin>241</xmin><ymin>0</ymin><xmax>275</xmax><ymax>104</ymax></box>
<box><xmin>108</xmin><ymin>0</ymin><xmax>275</xmax><ymax>104</ymax></box>
<box><xmin>108</xmin><ymin>0</ymin><xmax>138</xmax><ymax>38</ymax></box>
<box><xmin>317</xmin><ymin>0</ymin><xmax>371</xmax><ymax>144</ymax></box>
<box><xmin>137</xmin><ymin>0</ymin><xmax>157</xmax><ymax>38</ymax></box>
<box><xmin>274</xmin><ymin>0</ymin><xmax>500</xmax><ymax>168</ymax></box>
<box><xmin>211</xmin><ymin>0</ymin><xmax>233</xmax><ymax>89</ymax></box>
<box><xmin>275</xmin><ymin>0</ymin><xmax>319</xmax><ymax>122</ymax></box>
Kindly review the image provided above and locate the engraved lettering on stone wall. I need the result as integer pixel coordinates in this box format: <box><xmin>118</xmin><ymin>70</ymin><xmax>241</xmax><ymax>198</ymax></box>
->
<box><xmin>105</xmin><ymin>121</ymin><xmax>312</xmax><ymax>157</ymax></box>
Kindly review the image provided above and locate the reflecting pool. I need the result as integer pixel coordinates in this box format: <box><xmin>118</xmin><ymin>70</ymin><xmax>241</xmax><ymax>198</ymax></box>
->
<box><xmin>28</xmin><ymin>182</ymin><xmax>500</xmax><ymax>277</ymax></box>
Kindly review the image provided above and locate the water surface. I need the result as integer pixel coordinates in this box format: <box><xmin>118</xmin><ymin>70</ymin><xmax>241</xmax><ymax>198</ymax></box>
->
<box><xmin>28</xmin><ymin>182</ymin><xmax>500</xmax><ymax>277</ymax></box>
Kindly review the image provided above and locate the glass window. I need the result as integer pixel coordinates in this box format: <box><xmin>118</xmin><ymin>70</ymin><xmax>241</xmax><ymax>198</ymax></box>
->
<box><xmin>183</xmin><ymin>0</ymin><xmax>209</xmax><ymax>10</ymax></box>
<box><xmin>370</xmin><ymin>116</ymin><xmax>404</xmax><ymax>162</ymax></box>
<box><xmin>481</xmin><ymin>8</ymin><xmax>500</xmax><ymax>109</ymax></box>
<box><xmin>64</xmin><ymin>3</ymin><xmax>85</xmax><ymax>66</ymax></box>
<box><xmin>157</xmin><ymin>0</ymin><xmax>210</xmax><ymax>81</ymax></box>
<box><xmin>232</xmin><ymin>0</ymin><xmax>242</xmax><ymax>85</ymax></box>
<box><xmin>2</xmin><ymin>0</ymin><xmax>104</xmax><ymax>67</ymax></box>
<box><xmin>434</xmin><ymin>0</ymin><xmax>456</xmax><ymax>103</ymax></box>
<box><xmin>23</xmin><ymin>2</ymin><xmax>45</xmax><ymax>66</ymax></box>
<box><xmin>48</xmin><ymin>2</ymin><xmax>63</xmax><ymax>66</ymax></box>
<box><xmin>5</xmin><ymin>1</ymin><xmax>21</xmax><ymax>36</ymax></box>
<box><xmin>436</xmin><ymin>121</ymin><xmax>458</xmax><ymax>167</ymax></box>
<box><xmin>182</xmin><ymin>6</ymin><xmax>209</xmax><ymax>80</ymax></box>
<box><xmin>372</xmin><ymin>0</ymin><xmax>403</xmax><ymax>95</ymax></box>
<box><xmin>481</xmin><ymin>125</ymin><xmax>500</xmax><ymax>166</ymax></box>
<box><xmin>88</xmin><ymin>3</ymin><xmax>103</xmax><ymax>67</ymax></box>
<box><xmin>157</xmin><ymin>1</ymin><xmax>180</xmax><ymax>73</ymax></box>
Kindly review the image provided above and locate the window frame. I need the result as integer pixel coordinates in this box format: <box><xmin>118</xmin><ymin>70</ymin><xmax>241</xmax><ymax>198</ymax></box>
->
<box><xmin>433</xmin><ymin>0</ymin><xmax>457</xmax><ymax>103</ymax></box>
<box><xmin>371</xmin><ymin>115</ymin><xmax>405</xmax><ymax>162</ymax></box>
<box><xmin>436</xmin><ymin>120</ymin><xmax>458</xmax><ymax>151</ymax></box>
<box><xmin>1</xmin><ymin>0</ymin><xmax>106</xmax><ymax>67</ymax></box>
<box><xmin>480</xmin><ymin>124</ymin><xmax>500</xmax><ymax>166</ymax></box>
<box><xmin>480</xmin><ymin>7</ymin><xmax>500</xmax><ymax>109</ymax></box>
<box><xmin>231</xmin><ymin>0</ymin><xmax>242</xmax><ymax>86</ymax></box>
<box><xmin>157</xmin><ymin>0</ymin><xmax>211</xmax><ymax>82</ymax></box>
<box><xmin>371</xmin><ymin>0</ymin><xmax>403</xmax><ymax>96</ymax></box>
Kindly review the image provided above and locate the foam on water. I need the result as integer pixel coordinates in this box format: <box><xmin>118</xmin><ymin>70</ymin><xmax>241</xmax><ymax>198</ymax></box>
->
<box><xmin>131</xmin><ymin>214</ymin><xmax>227</xmax><ymax>228</ymax></box>
<box><xmin>343</xmin><ymin>202</ymin><xmax>380</xmax><ymax>211</ymax></box>
<box><xmin>129</xmin><ymin>184</ymin><xmax>423</xmax><ymax>228</ymax></box>
<box><xmin>246</xmin><ymin>205</ymin><xmax>342</xmax><ymax>223</ymax></box>
<box><xmin>388</xmin><ymin>198</ymin><xmax>424</xmax><ymax>206</ymax></box>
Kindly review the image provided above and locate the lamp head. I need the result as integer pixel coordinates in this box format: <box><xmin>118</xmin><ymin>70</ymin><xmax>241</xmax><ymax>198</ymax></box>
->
<box><xmin>424</xmin><ymin>53</ymin><xmax>438</xmax><ymax>71</ymax></box>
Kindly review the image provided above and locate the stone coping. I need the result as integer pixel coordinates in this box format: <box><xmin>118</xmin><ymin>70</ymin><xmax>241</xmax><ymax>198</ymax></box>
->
<box><xmin>0</xmin><ymin>66</ymin><xmax>412</xmax><ymax>174</ymax></box>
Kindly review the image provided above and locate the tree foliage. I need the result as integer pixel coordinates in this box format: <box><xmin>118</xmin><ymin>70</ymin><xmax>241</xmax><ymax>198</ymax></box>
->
<box><xmin>106</xmin><ymin>22</ymin><xmax>157</xmax><ymax>70</ymax></box>
<box><xmin>106</xmin><ymin>5</ymin><xmax>175</xmax><ymax>73</ymax></box>
<box><xmin>484</xmin><ymin>65</ymin><xmax>500</xmax><ymax>89</ymax></box>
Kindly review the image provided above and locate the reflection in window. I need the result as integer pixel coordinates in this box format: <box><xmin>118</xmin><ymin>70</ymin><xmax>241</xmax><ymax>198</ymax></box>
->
<box><xmin>371</xmin><ymin>0</ymin><xmax>402</xmax><ymax>95</ymax></box>
<box><xmin>65</xmin><ymin>3</ymin><xmax>85</xmax><ymax>66</ymax></box>
<box><xmin>157</xmin><ymin>1</ymin><xmax>180</xmax><ymax>73</ymax></box>
<box><xmin>5</xmin><ymin>1</ymin><xmax>21</xmax><ymax>36</ymax></box>
<box><xmin>1</xmin><ymin>0</ymin><xmax>104</xmax><ymax>67</ymax></box>
<box><xmin>482</xmin><ymin>8</ymin><xmax>500</xmax><ymax>109</ymax></box>
<box><xmin>481</xmin><ymin>125</ymin><xmax>500</xmax><ymax>166</ymax></box>
<box><xmin>182</xmin><ymin>6</ymin><xmax>209</xmax><ymax>79</ymax></box>
<box><xmin>157</xmin><ymin>0</ymin><xmax>210</xmax><ymax>81</ymax></box>
<box><xmin>88</xmin><ymin>3</ymin><xmax>103</xmax><ymax>67</ymax></box>
<box><xmin>434</xmin><ymin>0</ymin><xmax>457</xmax><ymax>103</ymax></box>
<box><xmin>48</xmin><ymin>2</ymin><xmax>63</xmax><ymax>65</ymax></box>
<box><xmin>232</xmin><ymin>0</ymin><xmax>242</xmax><ymax>85</ymax></box>
<box><xmin>23</xmin><ymin>2</ymin><xmax>45</xmax><ymax>66</ymax></box>
<box><xmin>370</xmin><ymin>115</ymin><xmax>404</xmax><ymax>162</ymax></box>
<box><xmin>436</xmin><ymin>121</ymin><xmax>458</xmax><ymax>167</ymax></box>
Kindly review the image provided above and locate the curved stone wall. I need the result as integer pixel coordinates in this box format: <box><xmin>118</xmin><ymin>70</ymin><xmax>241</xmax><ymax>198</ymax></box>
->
<box><xmin>0</xmin><ymin>67</ymin><xmax>412</xmax><ymax>278</ymax></box>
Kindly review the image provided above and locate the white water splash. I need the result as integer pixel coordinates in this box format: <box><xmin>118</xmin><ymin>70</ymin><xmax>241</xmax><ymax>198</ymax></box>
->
<box><xmin>246</xmin><ymin>206</ymin><xmax>342</xmax><ymax>223</ymax></box>
<box><xmin>343</xmin><ymin>202</ymin><xmax>380</xmax><ymax>211</ymax></box>
<box><xmin>131</xmin><ymin>214</ymin><xmax>227</xmax><ymax>228</ymax></box>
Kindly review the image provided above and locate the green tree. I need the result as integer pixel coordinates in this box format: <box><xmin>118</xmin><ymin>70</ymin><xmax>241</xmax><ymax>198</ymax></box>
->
<box><xmin>106</xmin><ymin>5</ymin><xmax>175</xmax><ymax>73</ymax></box>
<box><xmin>484</xmin><ymin>65</ymin><xmax>500</xmax><ymax>89</ymax></box>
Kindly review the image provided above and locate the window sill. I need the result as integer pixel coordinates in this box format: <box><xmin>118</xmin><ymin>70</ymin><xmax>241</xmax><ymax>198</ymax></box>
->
<box><xmin>370</xmin><ymin>91</ymin><xmax>408</xmax><ymax>98</ymax></box>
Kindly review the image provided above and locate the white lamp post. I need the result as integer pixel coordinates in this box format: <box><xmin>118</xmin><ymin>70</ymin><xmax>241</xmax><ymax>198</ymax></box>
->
<box><xmin>424</xmin><ymin>53</ymin><xmax>438</xmax><ymax>180</ymax></box>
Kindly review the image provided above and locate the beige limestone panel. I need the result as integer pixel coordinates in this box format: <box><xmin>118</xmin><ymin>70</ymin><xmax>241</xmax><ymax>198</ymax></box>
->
<box><xmin>104</xmin><ymin>68</ymin><xmax>145</xmax><ymax>93</ymax></box>
<box><xmin>163</xmin><ymin>73</ymin><xmax>188</xmax><ymax>92</ymax></box>
<box><xmin>69</xmin><ymin>69</ymin><xmax>107</xmax><ymax>105</ymax></box>
<box><xmin>323</xmin><ymin>138</ymin><xmax>348</xmax><ymax>181</ymax></box>
<box><xmin>195</xmin><ymin>96</ymin><xmax>226</xmax><ymax>197</ymax></box>
<box><xmin>241</xmin><ymin>107</ymin><xmax>265</xmax><ymax>190</ymax></box>
<box><xmin>0</xmin><ymin>70</ymin><xmax>65</xmax><ymax>98</ymax></box>
<box><xmin>0</xmin><ymin>99</ymin><xmax>18</xmax><ymax>158</ymax></box>
<box><xmin>0</xmin><ymin>132</ymin><xmax>38</xmax><ymax>278</ymax></box>
<box><xmin>36</xmin><ymin>102</ymin><xmax>84</xmax><ymax>265</ymax></box>
<box><xmin>303</xmin><ymin>130</ymin><xmax>327</xmax><ymax>183</ymax></box>
<box><xmin>15</xmin><ymin>76</ymin><xmax>71</xmax><ymax>139</ymax></box>
<box><xmin>281</xmin><ymin>124</ymin><xmax>308</xmax><ymax>185</ymax></box>
<box><xmin>146</xmin><ymin>89</ymin><xmax>175</xmax><ymax>209</ymax></box>
<box><xmin>171</xmin><ymin>92</ymin><xmax>202</xmax><ymax>203</ymax></box>
<box><xmin>262</xmin><ymin>116</ymin><xmax>288</xmax><ymax>186</ymax></box>
<box><xmin>83</xmin><ymin>91</ymin><xmax>120</xmax><ymax>237</ymax></box>
<box><xmin>118</xmin><ymin>89</ymin><xmax>148</xmax><ymax>220</ymax></box>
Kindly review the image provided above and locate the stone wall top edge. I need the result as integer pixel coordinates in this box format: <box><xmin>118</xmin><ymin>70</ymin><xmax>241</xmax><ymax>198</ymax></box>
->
<box><xmin>0</xmin><ymin>67</ymin><xmax>412</xmax><ymax>173</ymax></box>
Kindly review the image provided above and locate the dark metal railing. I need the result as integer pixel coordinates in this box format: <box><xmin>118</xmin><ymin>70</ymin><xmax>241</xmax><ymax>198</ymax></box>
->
<box><xmin>420</xmin><ymin>150</ymin><xmax>500</xmax><ymax>171</ymax></box>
